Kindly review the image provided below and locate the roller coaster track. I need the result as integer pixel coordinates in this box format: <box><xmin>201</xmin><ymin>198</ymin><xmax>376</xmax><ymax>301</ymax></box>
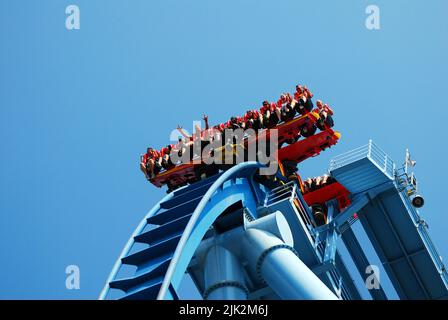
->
<box><xmin>100</xmin><ymin>141</ymin><xmax>448</xmax><ymax>300</ymax></box>
<box><xmin>100</xmin><ymin>162</ymin><xmax>269</xmax><ymax>300</ymax></box>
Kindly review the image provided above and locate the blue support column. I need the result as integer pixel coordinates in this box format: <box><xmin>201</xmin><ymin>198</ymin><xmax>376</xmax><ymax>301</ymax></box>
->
<box><xmin>312</xmin><ymin>205</ymin><xmax>339</xmax><ymax>276</ymax></box>
<box><xmin>242</xmin><ymin>228</ymin><xmax>338</xmax><ymax>300</ymax></box>
<box><xmin>203</xmin><ymin>245</ymin><xmax>248</xmax><ymax>300</ymax></box>
<box><xmin>323</xmin><ymin>205</ymin><xmax>338</xmax><ymax>264</ymax></box>
<box><xmin>341</xmin><ymin>227</ymin><xmax>387</xmax><ymax>300</ymax></box>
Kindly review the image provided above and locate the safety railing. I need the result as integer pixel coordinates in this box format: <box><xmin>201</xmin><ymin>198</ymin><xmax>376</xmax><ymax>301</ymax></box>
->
<box><xmin>398</xmin><ymin>187</ymin><xmax>448</xmax><ymax>283</ymax></box>
<box><xmin>292</xmin><ymin>184</ymin><xmax>317</xmax><ymax>229</ymax></box>
<box><xmin>264</xmin><ymin>181</ymin><xmax>296</xmax><ymax>207</ymax></box>
<box><xmin>266</xmin><ymin>182</ymin><xmax>316</xmax><ymax>225</ymax></box>
<box><xmin>392</xmin><ymin>166</ymin><xmax>441</xmax><ymax>273</ymax></box>
<box><xmin>264</xmin><ymin>182</ymin><xmax>351</xmax><ymax>299</ymax></box>
<box><xmin>329</xmin><ymin>140</ymin><xmax>395</xmax><ymax>179</ymax></box>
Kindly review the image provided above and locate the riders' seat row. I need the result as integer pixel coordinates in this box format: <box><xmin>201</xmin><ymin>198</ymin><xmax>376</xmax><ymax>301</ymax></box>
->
<box><xmin>140</xmin><ymin>84</ymin><xmax>339</xmax><ymax>192</ymax></box>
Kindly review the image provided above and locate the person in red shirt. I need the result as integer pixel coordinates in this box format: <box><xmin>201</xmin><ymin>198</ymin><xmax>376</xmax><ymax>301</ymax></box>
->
<box><xmin>244</xmin><ymin>109</ymin><xmax>263</xmax><ymax>130</ymax></box>
<box><xmin>140</xmin><ymin>147</ymin><xmax>161</xmax><ymax>179</ymax></box>
<box><xmin>226</xmin><ymin>116</ymin><xmax>243</xmax><ymax>130</ymax></box>
<box><xmin>222</xmin><ymin>116</ymin><xmax>247</xmax><ymax>148</ymax></box>
<box><xmin>277</xmin><ymin>93</ymin><xmax>295</xmax><ymax>122</ymax></box>
<box><xmin>259</xmin><ymin>100</ymin><xmax>271</xmax><ymax>126</ymax></box>
<box><xmin>238</xmin><ymin>116</ymin><xmax>246</xmax><ymax>128</ymax></box>
<box><xmin>225</xmin><ymin>116</ymin><xmax>246</xmax><ymax>130</ymax></box>
<box><xmin>315</xmin><ymin>100</ymin><xmax>334</xmax><ymax>130</ymax></box>
<box><xmin>140</xmin><ymin>150</ymin><xmax>150</xmax><ymax>180</ymax></box>
<box><xmin>217</xmin><ymin>123</ymin><xmax>226</xmax><ymax>132</ymax></box>
<box><xmin>277</xmin><ymin>92</ymin><xmax>293</xmax><ymax>107</ymax></box>
<box><xmin>293</xmin><ymin>85</ymin><xmax>314</xmax><ymax>115</ymax></box>
<box><xmin>260</xmin><ymin>100</ymin><xmax>281</xmax><ymax>128</ymax></box>
<box><xmin>160</xmin><ymin>144</ymin><xmax>175</xmax><ymax>170</ymax></box>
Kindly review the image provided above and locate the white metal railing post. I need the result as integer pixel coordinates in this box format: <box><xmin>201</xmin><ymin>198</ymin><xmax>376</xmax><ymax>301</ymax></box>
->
<box><xmin>384</xmin><ymin>154</ymin><xmax>388</xmax><ymax>172</ymax></box>
<box><xmin>330</xmin><ymin>140</ymin><xmax>397</xmax><ymax>177</ymax></box>
<box><xmin>291</xmin><ymin>182</ymin><xmax>297</xmax><ymax>199</ymax></box>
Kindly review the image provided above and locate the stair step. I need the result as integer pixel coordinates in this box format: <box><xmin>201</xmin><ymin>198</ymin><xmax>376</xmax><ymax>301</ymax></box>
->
<box><xmin>171</xmin><ymin>174</ymin><xmax>220</xmax><ymax>197</ymax></box>
<box><xmin>122</xmin><ymin>234</ymin><xmax>181</xmax><ymax>266</ymax></box>
<box><xmin>135</xmin><ymin>214</ymin><xmax>191</xmax><ymax>245</ymax></box>
<box><xmin>147</xmin><ymin>196</ymin><xmax>202</xmax><ymax>226</ymax></box>
<box><xmin>110</xmin><ymin>258</ymin><xmax>171</xmax><ymax>292</ymax></box>
<box><xmin>120</xmin><ymin>278</ymin><xmax>163</xmax><ymax>300</ymax></box>
<box><xmin>160</xmin><ymin>183</ymin><xmax>212</xmax><ymax>209</ymax></box>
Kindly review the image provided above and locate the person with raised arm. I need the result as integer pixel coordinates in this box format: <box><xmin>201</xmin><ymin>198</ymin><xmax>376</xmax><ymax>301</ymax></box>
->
<box><xmin>315</xmin><ymin>100</ymin><xmax>334</xmax><ymax>130</ymax></box>
<box><xmin>293</xmin><ymin>84</ymin><xmax>314</xmax><ymax>115</ymax></box>
<box><xmin>244</xmin><ymin>109</ymin><xmax>263</xmax><ymax>130</ymax></box>
<box><xmin>260</xmin><ymin>100</ymin><xmax>281</xmax><ymax>128</ymax></box>
<box><xmin>277</xmin><ymin>92</ymin><xmax>295</xmax><ymax>122</ymax></box>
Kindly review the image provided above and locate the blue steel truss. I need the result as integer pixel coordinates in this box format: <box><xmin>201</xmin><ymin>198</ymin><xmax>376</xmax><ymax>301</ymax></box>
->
<box><xmin>329</xmin><ymin>140</ymin><xmax>448</xmax><ymax>299</ymax></box>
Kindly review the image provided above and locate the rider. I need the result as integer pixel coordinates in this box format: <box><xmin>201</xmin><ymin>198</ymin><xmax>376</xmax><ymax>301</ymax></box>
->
<box><xmin>277</xmin><ymin>93</ymin><xmax>295</xmax><ymax>122</ymax></box>
<box><xmin>293</xmin><ymin>85</ymin><xmax>314</xmax><ymax>115</ymax></box>
<box><xmin>260</xmin><ymin>100</ymin><xmax>281</xmax><ymax>128</ymax></box>
<box><xmin>140</xmin><ymin>147</ymin><xmax>161</xmax><ymax>179</ymax></box>
<box><xmin>176</xmin><ymin>125</ymin><xmax>199</xmax><ymax>161</ymax></box>
<box><xmin>321</xmin><ymin>174</ymin><xmax>334</xmax><ymax>186</ymax></box>
<box><xmin>226</xmin><ymin>116</ymin><xmax>243</xmax><ymax>130</ymax></box>
<box><xmin>315</xmin><ymin>100</ymin><xmax>334</xmax><ymax>130</ymax></box>
<box><xmin>160</xmin><ymin>144</ymin><xmax>175</xmax><ymax>170</ymax></box>
<box><xmin>244</xmin><ymin>109</ymin><xmax>263</xmax><ymax>130</ymax></box>
<box><xmin>314</xmin><ymin>175</ymin><xmax>324</xmax><ymax>189</ymax></box>
<box><xmin>303</xmin><ymin>177</ymin><xmax>314</xmax><ymax>192</ymax></box>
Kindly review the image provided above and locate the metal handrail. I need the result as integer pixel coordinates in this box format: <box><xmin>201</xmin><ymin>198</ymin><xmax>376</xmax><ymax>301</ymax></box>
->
<box><xmin>264</xmin><ymin>181</ymin><xmax>316</xmax><ymax>229</ymax></box>
<box><xmin>398</xmin><ymin>187</ymin><xmax>447</xmax><ymax>279</ymax></box>
<box><xmin>266</xmin><ymin>190</ymin><xmax>293</xmax><ymax>206</ymax></box>
<box><xmin>330</xmin><ymin>140</ymin><xmax>395</xmax><ymax>179</ymax></box>
<box><xmin>264</xmin><ymin>181</ymin><xmax>350</xmax><ymax>298</ymax></box>
<box><xmin>292</xmin><ymin>188</ymin><xmax>315</xmax><ymax>228</ymax></box>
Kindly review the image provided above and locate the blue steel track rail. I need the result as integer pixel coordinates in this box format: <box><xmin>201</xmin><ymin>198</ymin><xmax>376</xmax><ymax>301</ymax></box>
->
<box><xmin>100</xmin><ymin>162</ymin><xmax>267</xmax><ymax>300</ymax></box>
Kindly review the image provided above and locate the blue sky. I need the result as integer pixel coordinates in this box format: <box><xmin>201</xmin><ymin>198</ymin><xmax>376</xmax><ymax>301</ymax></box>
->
<box><xmin>0</xmin><ymin>0</ymin><xmax>447</xmax><ymax>299</ymax></box>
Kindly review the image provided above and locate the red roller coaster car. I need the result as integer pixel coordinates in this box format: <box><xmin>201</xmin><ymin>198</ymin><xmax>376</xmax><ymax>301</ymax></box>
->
<box><xmin>149</xmin><ymin>111</ymin><xmax>341</xmax><ymax>190</ymax></box>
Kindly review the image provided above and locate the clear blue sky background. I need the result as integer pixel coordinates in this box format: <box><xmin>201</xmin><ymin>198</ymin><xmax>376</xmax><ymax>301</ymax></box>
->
<box><xmin>0</xmin><ymin>0</ymin><xmax>447</xmax><ymax>299</ymax></box>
